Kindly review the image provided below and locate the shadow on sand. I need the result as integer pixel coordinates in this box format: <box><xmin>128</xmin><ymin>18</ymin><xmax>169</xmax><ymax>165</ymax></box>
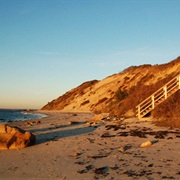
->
<box><xmin>29</xmin><ymin>123</ymin><xmax>100</xmax><ymax>145</ymax></box>
<box><xmin>29</xmin><ymin>122</ymin><xmax>86</xmax><ymax>133</ymax></box>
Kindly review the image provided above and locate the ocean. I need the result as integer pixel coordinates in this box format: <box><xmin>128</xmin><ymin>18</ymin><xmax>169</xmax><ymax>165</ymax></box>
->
<box><xmin>0</xmin><ymin>109</ymin><xmax>47</xmax><ymax>123</ymax></box>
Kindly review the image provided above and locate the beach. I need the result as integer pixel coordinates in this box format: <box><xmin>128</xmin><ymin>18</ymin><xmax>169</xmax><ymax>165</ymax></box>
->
<box><xmin>0</xmin><ymin>111</ymin><xmax>179</xmax><ymax>179</ymax></box>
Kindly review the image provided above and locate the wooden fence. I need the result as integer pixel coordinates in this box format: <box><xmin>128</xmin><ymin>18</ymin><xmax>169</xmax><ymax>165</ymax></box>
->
<box><xmin>136</xmin><ymin>74</ymin><xmax>180</xmax><ymax>119</ymax></box>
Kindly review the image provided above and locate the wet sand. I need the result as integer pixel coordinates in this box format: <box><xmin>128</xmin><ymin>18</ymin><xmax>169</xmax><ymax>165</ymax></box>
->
<box><xmin>0</xmin><ymin>111</ymin><xmax>179</xmax><ymax>179</ymax></box>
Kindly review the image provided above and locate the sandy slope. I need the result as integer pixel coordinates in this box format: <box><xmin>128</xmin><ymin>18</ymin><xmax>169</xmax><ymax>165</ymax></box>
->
<box><xmin>0</xmin><ymin>111</ymin><xmax>179</xmax><ymax>180</ymax></box>
<box><xmin>42</xmin><ymin>58</ymin><xmax>180</xmax><ymax>115</ymax></box>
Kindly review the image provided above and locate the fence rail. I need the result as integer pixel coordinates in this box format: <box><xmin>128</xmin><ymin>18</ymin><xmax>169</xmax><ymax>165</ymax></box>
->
<box><xmin>136</xmin><ymin>74</ymin><xmax>180</xmax><ymax>119</ymax></box>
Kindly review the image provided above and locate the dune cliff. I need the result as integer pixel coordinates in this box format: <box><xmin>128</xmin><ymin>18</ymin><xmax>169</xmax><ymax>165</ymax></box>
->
<box><xmin>42</xmin><ymin>57</ymin><xmax>180</xmax><ymax>125</ymax></box>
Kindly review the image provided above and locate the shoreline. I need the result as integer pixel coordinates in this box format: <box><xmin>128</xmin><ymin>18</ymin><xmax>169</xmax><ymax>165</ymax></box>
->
<box><xmin>0</xmin><ymin>111</ymin><xmax>179</xmax><ymax>179</ymax></box>
<box><xmin>0</xmin><ymin>109</ymin><xmax>48</xmax><ymax>124</ymax></box>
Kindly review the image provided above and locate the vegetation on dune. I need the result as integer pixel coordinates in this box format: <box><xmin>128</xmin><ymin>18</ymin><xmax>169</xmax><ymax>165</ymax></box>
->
<box><xmin>152</xmin><ymin>91</ymin><xmax>180</xmax><ymax>128</ymax></box>
<box><xmin>98</xmin><ymin>67</ymin><xmax>180</xmax><ymax>127</ymax></box>
<box><xmin>105</xmin><ymin>69</ymin><xmax>178</xmax><ymax>112</ymax></box>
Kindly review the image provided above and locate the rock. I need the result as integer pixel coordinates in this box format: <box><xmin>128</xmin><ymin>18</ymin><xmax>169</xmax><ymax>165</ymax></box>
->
<box><xmin>86</xmin><ymin>121</ymin><xmax>93</xmax><ymax>126</ymax></box>
<box><xmin>106</xmin><ymin>116</ymin><xmax>111</xmax><ymax>121</ymax></box>
<box><xmin>119</xmin><ymin>147</ymin><xmax>125</xmax><ymax>153</ymax></box>
<box><xmin>118</xmin><ymin>131</ymin><xmax>129</xmax><ymax>136</ymax></box>
<box><xmin>25</xmin><ymin>121</ymin><xmax>33</xmax><ymax>126</ymax></box>
<box><xmin>86</xmin><ymin>165</ymin><xmax>94</xmax><ymax>170</ymax></box>
<box><xmin>130</xmin><ymin>129</ymin><xmax>147</xmax><ymax>138</ymax></box>
<box><xmin>68</xmin><ymin>121</ymin><xmax>80</xmax><ymax>125</ymax></box>
<box><xmin>105</xmin><ymin>125</ymin><xmax>120</xmax><ymax>131</ymax></box>
<box><xmin>75</xmin><ymin>161</ymin><xmax>86</xmax><ymax>165</ymax></box>
<box><xmin>151</xmin><ymin>139</ymin><xmax>159</xmax><ymax>144</ymax></box>
<box><xmin>154</xmin><ymin>131</ymin><xmax>168</xmax><ymax>139</ymax></box>
<box><xmin>91</xmin><ymin>114</ymin><xmax>105</xmax><ymax>122</ymax></box>
<box><xmin>120</xmin><ymin>117</ymin><xmax>125</xmax><ymax>120</ymax></box>
<box><xmin>91</xmin><ymin>155</ymin><xmax>108</xmax><ymax>159</ymax></box>
<box><xmin>120</xmin><ymin>125</ymin><xmax>126</xmax><ymax>129</ymax></box>
<box><xmin>140</xmin><ymin>140</ymin><xmax>158</xmax><ymax>148</ymax></box>
<box><xmin>69</xmin><ymin>152</ymin><xmax>82</xmax><ymax>157</ymax></box>
<box><xmin>167</xmin><ymin>137</ymin><xmax>173</xmax><ymax>140</ymax></box>
<box><xmin>76</xmin><ymin>169</ymin><xmax>88</xmax><ymax>174</ymax></box>
<box><xmin>148</xmin><ymin>163</ymin><xmax>154</xmax><ymax>167</ymax></box>
<box><xmin>94</xmin><ymin>166</ymin><xmax>109</xmax><ymax>174</ymax></box>
<box><xmin>101</xmin><ymin>132</ymin><xmax>116</xmax><ymax>138</ymax></box>
<box><xmin>36</xmin><ymin>120</ymin><xmax>41</xmax><ymax>125</ymax></box>
<box><xmin>0</xmin><ymin>124</ymin><xmax>36</xmax><ymax>150</ymax></box>
<box><xmin>140</xmin><ymin>141</ymin><xmax>152</xmax><ymax>148</ymax></box>
<box><xmin>119</xmin><ymin>145</ymin><xmax>132</xmax><ymax>152</ymax></box>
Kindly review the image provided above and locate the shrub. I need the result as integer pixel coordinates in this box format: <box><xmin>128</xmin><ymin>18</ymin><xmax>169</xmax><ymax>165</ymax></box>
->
<box><xmin>152</xmin><ymin>91</ymin><xmax>180</xmax><ymax>128</ymax></box>
<box><xmin>115</xmin><ymin>89</ymin><xmax>128</xmax><ymax>101</ymax></box>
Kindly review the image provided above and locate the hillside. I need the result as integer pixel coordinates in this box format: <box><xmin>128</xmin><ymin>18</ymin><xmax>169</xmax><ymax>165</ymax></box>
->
<box><xmin>42</xmin><ymin>57</ymin><xmax>180</xmax><ymax>127</ymax></box>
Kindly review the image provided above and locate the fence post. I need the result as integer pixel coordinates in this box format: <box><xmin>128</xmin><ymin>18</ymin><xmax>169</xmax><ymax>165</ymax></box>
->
<box><xmin>164</xmin><ymin>86</ymin><xmax>167</xmax><ymax>99</ymax></box>
<box><xmin>137</xmin><ymin>105</ymin><xmax>141</xmax><ymax>119</ymax></box>
<box><xmin>151</xmin><ymin>95</ymin><xmax>155</xmax><ymax>109</ymax></box>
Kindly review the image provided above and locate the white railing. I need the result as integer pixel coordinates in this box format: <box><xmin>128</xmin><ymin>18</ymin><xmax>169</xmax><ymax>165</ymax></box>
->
<box><xmin>136</xmin><ymin>74</ymin><xmax>180</xmax><ymax>119</ymax></box>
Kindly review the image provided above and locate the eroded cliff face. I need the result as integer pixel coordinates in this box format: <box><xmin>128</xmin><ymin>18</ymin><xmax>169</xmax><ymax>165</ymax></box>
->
<box><xmin>42</xmin><ymin>57</ymin><xmax>180</xmax><ymax>117</ymax></box>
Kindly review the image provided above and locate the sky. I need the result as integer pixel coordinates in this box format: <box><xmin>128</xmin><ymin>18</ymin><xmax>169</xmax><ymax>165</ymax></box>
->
<box><xmin>0</xmin><ymin>0</ymin><xmax>180</xmax><ymax>109</ymax></box>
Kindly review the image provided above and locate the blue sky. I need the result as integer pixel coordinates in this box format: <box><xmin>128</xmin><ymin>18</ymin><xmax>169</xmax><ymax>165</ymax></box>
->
<box><xmin>0</xmin><ymin>0</ymin><xmax>180</xmax><ymax>109</ymax></box>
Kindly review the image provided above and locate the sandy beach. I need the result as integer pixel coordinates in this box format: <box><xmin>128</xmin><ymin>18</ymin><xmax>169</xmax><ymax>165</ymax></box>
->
<box><xmin>0</xmin><ymin>111</ymin><xmax>179</xmax><ymax>180</ymax></box>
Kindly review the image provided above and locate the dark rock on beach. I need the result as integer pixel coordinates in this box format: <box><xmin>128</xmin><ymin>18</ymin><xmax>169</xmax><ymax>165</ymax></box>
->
<box><xmin>94</xmin><ymin>166</ymin><xmax>109</xmax><ymax>174</ymax></box>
